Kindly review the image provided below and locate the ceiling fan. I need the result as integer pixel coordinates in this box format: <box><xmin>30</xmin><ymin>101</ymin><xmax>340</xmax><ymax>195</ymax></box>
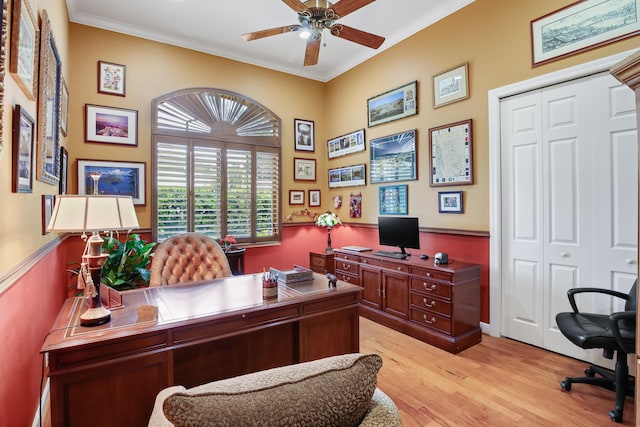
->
<box><xmin>242</xmin><ymin>0</ymin><xmax>385</xmax><ymax>66</ymax></box>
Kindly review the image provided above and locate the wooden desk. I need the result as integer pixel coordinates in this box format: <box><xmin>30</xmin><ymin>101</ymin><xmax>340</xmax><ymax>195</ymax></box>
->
<box><xmin>42</xmin><ymin>274</ymin><xmax>362</xmax><ymax>427</ymax></box>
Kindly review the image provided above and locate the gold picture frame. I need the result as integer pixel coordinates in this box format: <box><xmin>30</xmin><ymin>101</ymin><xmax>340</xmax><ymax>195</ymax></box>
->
<box><xmin>9</xmin><ymin>0</ymin><xmax>38</xmax><ymax>100</ymax></box>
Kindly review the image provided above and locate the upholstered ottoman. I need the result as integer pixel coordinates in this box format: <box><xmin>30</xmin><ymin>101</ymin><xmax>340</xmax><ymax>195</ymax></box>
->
<box><xmin>148</xmin><ymin>353</ymin><xmax>402</xmax><ymax>426</ymax></box>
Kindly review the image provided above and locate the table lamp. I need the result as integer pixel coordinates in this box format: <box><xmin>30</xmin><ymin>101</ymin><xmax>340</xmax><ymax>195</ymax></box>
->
<box><xmin>47</xmin><ymin>194</ymin><xmax>139</xmax><ymax>326</ymax></box>
<box><xmin>316</xmin><ymin>211</ymin><xmax>341</xmax><ymax>254</ymax></box>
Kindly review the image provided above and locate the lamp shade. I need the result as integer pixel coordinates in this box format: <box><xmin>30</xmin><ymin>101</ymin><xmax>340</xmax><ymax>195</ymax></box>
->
<box><xmin>47</xmin><ymin>195</ymin><xmax>139</xmax><ymax>233</ymax></box>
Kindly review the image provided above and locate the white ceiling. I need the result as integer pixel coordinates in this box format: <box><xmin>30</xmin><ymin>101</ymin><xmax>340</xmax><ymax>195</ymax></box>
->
<box><xmin>66</xmin><ymin>0</ymin><xmax>474</xmax><ymax>82</ymax></box>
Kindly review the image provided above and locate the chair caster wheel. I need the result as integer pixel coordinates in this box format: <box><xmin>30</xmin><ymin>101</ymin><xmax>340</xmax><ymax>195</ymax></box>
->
<box><xmin>560</xmin><ymin>380</ymin><xmax>571</xmax><ymax>391</ymax></box>
<box><xmin>609</xmin><ymin>410</ymin><xmax>622</xmax><ymax>423</ymax></box>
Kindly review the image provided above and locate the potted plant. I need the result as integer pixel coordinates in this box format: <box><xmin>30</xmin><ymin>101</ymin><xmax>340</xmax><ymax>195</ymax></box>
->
<box><xmin>101</xmin><ymin>232</ymin><xmax>155</xmax><ymax>290</ymax></box>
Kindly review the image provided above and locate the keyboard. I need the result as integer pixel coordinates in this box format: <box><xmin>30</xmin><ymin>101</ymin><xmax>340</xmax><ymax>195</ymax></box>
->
<box><xmin>373</xmin><ymin>250</ymin><xmax>408</xmax><ymax>260</ymax></box>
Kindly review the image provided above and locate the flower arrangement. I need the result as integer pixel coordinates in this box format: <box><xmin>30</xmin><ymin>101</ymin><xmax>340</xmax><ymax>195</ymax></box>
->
<box><xmin>219</xmin><ymin>235</ymin><xmax>237</xmax><ymax>250</ymax></box>
<box><xmin>316</xmin><ymin>212</ymin><xmax>342</xmax><ymax>228</ymax></box>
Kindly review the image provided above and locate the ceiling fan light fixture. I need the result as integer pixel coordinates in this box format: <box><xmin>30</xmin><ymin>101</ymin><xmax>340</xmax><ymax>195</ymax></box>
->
<box><xmin>299</xmin><ymin>29</ymin><xmax>312</xmax><ymax>39</ymax></box>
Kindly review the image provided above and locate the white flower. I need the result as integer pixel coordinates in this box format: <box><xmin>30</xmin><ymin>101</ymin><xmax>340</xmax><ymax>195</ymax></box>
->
<box><xmin>316</xmin><ymin>212</ymin><xmax>341</xmax><ymax>228</ymax></box>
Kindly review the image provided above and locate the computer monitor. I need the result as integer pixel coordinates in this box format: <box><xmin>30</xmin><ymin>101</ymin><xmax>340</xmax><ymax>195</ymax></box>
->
<box><xmin>378</xmin><ymin>216</ymin><xmax>420</xmax><ymax>255</ymax></box>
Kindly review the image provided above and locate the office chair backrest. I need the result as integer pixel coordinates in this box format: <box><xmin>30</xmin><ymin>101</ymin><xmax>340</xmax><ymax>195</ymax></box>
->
<box><xmin>149</xmin><ymin>232</ymin><xmax>232</xmax><ymax>286</ymax></box>
<box><xmin>625</xmin><ymin>279</ymin><xmax>637</xmax><ymax>313</ymax></box>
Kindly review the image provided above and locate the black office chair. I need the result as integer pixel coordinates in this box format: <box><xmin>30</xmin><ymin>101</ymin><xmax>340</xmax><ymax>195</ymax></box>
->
<box><xmin>555</xmin><ymin>280</ymin><xmax>636</xmax><ymax>423</ymax></box>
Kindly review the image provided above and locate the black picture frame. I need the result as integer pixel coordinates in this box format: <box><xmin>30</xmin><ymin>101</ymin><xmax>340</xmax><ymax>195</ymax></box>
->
<box><xmin>438</xmin><ymin>191</ymin><xmax>463</xmax><ymax>214</ymax></box>
<box><xmin>12</xmin><ymin>104</ymin><xmax>35</xmax><ymax>193</ymax></box>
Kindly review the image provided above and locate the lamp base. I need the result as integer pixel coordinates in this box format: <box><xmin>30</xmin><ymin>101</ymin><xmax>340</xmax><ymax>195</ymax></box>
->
<box><xmin>80</xmin><ymin>306</ymin><xmax>111</xmax><ymax>326</ymax></box>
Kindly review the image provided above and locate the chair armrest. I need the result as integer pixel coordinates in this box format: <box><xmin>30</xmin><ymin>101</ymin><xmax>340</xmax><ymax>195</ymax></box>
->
<box><xmin>566</xmin><ymin>287</ymin><xmax>629</xmax><ymax>313</ymax></box>
<box><xmin>609</xmin><ymin>311</ymin><xmax>636</xmax><ymax>354</ymax></box>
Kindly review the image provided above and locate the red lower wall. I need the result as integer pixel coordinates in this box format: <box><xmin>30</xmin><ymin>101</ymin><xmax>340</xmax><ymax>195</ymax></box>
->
<box><xmin>1</xmin><ymin>226</ymin><xmax>488</xmax><ymax>426</ymax></box>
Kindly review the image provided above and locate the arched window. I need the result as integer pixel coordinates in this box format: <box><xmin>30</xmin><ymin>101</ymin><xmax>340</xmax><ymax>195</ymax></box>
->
<box><xmin>151</xmin><ymin>88</ymin><xmax>281</xmax><ymax>244</ymax></box>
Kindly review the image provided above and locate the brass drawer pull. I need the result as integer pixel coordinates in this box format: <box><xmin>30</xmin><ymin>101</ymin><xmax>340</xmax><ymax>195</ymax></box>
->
<box><xmin>423</xmin><ymin>283</ymin><xmax>437</xmax><ymax>291</ymax></box>
<box><xmin>343</xmin><ymin>276</ymin><xmax>350</xmax><ymax>282</ymax></box>
<box><xmin>422</xmin><ymin>298</ymin><xmax>436</xmax><ymax>308</ymax></box>
<box><xmin>423</xmin><ymin>314</ymin><xmax>436</xmax><ymax>324</ymax></box>
<box><xmin>397</xmin><ymin>266</ymin><xmax>402</xmax><ymax>271</ymax></box>
<box><xmin>362</xmin><ymin>259</ymin><xmax>368</xmax><ymax>264</ymax></box>
<box><xmin>343</xmin><ymin>264</ymin><xmax>351</xmax><ymax>270</ymax></box>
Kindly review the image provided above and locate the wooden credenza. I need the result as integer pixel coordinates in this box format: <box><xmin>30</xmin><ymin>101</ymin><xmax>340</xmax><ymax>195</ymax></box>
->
<box><xmin>309</xmin><ymin>251</ymin><xmax>335</xmax><ymax>274</ymax></box>
<box><xmin>334</xmin><ymin>249</ymin><xmax>481</xmax><ymax>353</ymax></box>
<box><xmin>41</xmin><ymin>274</ymin><xmax>362</xmax><ymax>427</ymax></box>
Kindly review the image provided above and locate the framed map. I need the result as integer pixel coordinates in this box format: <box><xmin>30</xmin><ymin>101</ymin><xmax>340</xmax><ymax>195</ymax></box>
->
<box><xmin>429</xmin><ymin>119</ymin><xmax>473</xmax><ymax>186</ymax></box>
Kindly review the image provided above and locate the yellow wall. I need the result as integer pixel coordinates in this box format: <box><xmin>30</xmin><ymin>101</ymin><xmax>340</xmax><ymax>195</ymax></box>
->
<box><xmin>0</xmin><ymin>0</ymin><xmax>69</xmax><ymax>275</ymax></box>
<box><xmin>1</xmin><ymin>0</ymin><xmax>639</xmax><ymax>276</ymax></box>
<box><xmin>324</xmin><ymin>0</ymin><xmax>640</xmax><ymax>230</ymax></box>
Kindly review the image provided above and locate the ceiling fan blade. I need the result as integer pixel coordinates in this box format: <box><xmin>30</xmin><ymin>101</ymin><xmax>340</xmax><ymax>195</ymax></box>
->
<box><xmin>330</xmin><ymin>24</ymin><xmax>384</xmax><ymax>49</ymax></box>
<box><xmin>304</xmin><ymin>36</ymin><xmax>322</xmax><ymax>66</ymax></box>
<box><xmin>282</xmin><ymin>0</ymin><xmax>308</xmax><ymax>13</ymax></box>
<box><xmin>332</xmin><ymin>0</ymin><xmax>375</xmax><ymax>18</ymax></box>
<box><xmin>242</xmin><ymin>25</ymin><xmax>302</xmax><ymax>41</ymax></box>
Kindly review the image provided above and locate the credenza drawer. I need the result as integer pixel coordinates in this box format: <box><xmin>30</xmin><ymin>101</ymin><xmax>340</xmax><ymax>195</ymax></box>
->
<box><xmin>410</xmin><ymin>307</ymin><xmax>451</xmax><ymax>335</ymax></box>
<box><xmin>360</xmin><ymin>256</ymin><xmax>409</xmax><ymax>273</ymax></box>
<box><xmin>335</xmin><ymin>272</ymin><xmax>359</xmax><ymax>285</ymax></box>
<box><xmin>411</xmin><ymin>266</ymin><xmax>452</xmax><ymax>282</ymax></box>
<box><xmin>410</xmin><ymin>277</ymin><xmax>451</xmax><ymax>300</ymax></box>
<box><xmin>410</xmin><ymin>293</ymin><xmax>451</xmax><ymax>317</ymax></box>
<box><xmin>335</xmin><ymin>252</ymin><xmax>359</xmax><ymax>262</ymax></box>
<box><xmin>335</xmin><ymin>259</ymin><xmax>359</xmax><ymax>274</ymax></box>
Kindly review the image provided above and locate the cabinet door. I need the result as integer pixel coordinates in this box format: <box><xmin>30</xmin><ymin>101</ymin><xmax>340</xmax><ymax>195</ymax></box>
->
<box><xmin>382</xmin><ymin>270</ymin><xmax>409</xmax><ymax>319</ymax></box>
<box><xmin>360</xmin><ymin>264</ymin><xmax>382</xmax><ymax>309</ymax></box>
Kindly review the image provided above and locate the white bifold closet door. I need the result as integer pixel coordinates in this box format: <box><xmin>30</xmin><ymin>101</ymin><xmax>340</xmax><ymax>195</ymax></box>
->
<box><xmin>500</xmin><ymin>72</ymin><xmax>637</xmax><ymax>365</ymax></box>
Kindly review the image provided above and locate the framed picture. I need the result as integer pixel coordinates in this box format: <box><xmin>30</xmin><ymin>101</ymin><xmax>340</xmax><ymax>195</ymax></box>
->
<box><xmin>294</xmin><ymin>118</ymin><xmax>314</xmax><ymax>152</ymax></box>
<box><xmin>327</xmin><ymin>128</ymin><xmax>365</xmax><ymax>159</ymax></box>
<box><xmin>531</xmin><ymin>0</ymin><xmax>640</xmax><ymax>66</ymax></box>
<box><xmin>367</xmin><ymin>81</ymin><xmax>418</xmax><ymax>127</ymax></box>
<box><xmin>289</xmin><ymin>190</ymin><xmax>305</xmax><ymax>205</ymax></box>
<box><xmin>98</xmin><ymin>60</ymin><xmax>126</xmax><ymax>96</ymax></box>
<box><xmin>42</xmin><ymin>194</ymin><xmax>54</xmax><ymax>235</ymax></box>
<box><xmin>379</xmin><ymin>185</ymin><xmax>408</xmax><ymax>215</ymax></box>
<box><xmin>438</xmin><ymin>191</ymin><xmax>463</xmax><ymax>214</ymax></box>
<box><xmin>59</xmin><ymin>146</ymin><xmax>68</xmax><ymax>195</ymax></box>
<box><xmin>294</xmin><ymin>157</ymin><xmax>316</xmax><ymax>181</ymax></box>
<box><xmin>370</xmin><ymin>129</ymin><xmax>417</xmax><ymax>184</ymax></box>
<box><xmin>308</xmin><ymin>189</ymin><xmax>321</xmax><ymax>207</ymax></box>
<box><xmin>77</xmin><ymin>159</ymin><xmax>146</xmax><ymax>205</ymax></box>
<box><xmin>433</xmin><ymin>63</ymin><xmax>469</xmax><ymax>108</ymax></box>
<box><xmin>328</xmin><ymin>164</ymin><xmax>366</xmax><ymax>188</ymax></box>
<box><xmin>37</xmin><ymin>10</ymin><xmax>61</xmax><ymax>186</ymax></box>
<box><xmin>85</xmin><ymin>104</ymin><xmax>138</xmax><ymax>146</ymax></box>
<box><xmin>429</xmin><ymin>119</ymin><xmax>473</xmax><ymax>186</ymax></box>
<box><xmin>60</xmin><ymin>77</ymin><xmax>69</xmax><ymax>136</ymax></box>
<box><xmin>0</xmin><ymin>0</ymin><xmax>7</xmax><ymax>153</ymax></box>
<box><xmin>9</xmin><ymin>0</ymin><xmax>38</xmax><ymax>100</ymax></box>
<box><xmin>11</xmin><ymin>105</ymin><xmax>35</xmax><ymax>193</ymax></box>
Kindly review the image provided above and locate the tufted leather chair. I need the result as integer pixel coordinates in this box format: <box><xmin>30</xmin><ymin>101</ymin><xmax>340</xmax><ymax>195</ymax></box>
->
<box><xmin>149</xmin><ymin>233</ymin><xmax>232</xmax><ymax>287</ymax></box>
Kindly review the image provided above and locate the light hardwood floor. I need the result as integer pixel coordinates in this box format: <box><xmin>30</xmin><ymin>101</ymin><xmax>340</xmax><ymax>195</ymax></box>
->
<box><xmin>359</xmin><ymin>317</ymin><xmax>635</xmax><ymax>426</ymax></box>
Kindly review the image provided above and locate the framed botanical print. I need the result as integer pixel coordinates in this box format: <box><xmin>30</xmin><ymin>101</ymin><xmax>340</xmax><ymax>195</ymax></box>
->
<box><xmin>98</xmin><ymin>60</ymin><xmax>126</xmax><ymax>96</ymax></box>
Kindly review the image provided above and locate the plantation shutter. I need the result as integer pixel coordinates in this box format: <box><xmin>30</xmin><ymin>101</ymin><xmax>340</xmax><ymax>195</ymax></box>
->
<box><xmin>227</xmin><ymin>148</ymin><xmax>252</xmax><ymax>239</ymax></box>
<box><xmin>193</xmin><ymin>145</ymin><xmax>223</xmax><ymax>238</ymax></box>
<box><xmin>156</xmin><ymin>142</ymin><xmax>188</xmax><ymax>241</ymax></box>
<box><xmin>256</xmin><ymin>151</ymin><xmax>279</xmax><ymax>240</ymax></box>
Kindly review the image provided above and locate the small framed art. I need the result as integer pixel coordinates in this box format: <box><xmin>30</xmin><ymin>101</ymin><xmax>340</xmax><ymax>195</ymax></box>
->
<box><xmin>85</xmin><ymin>104</ymin><xmax>138</xmax><ymax>146</ymax></box>
<box><xmin>327</xmin><ymin>128</ymin><xmax>365</xmax><ymax>159</ymax></box>
<box><xmin>294</xmin><ymin>157</ymin><xmax>316</xmax><ymax>181</ymax></box>
<box><xmin>9</xmin><ymin>0</ymin><xmax>38</xmax><ymax>100</ymax></box>
<box><xmin>98</xmin><ymin>60</ymin><xmax>126</xmax><ymax>96</ymax></box>
<box><xmin>368</xmin><ymin>81</ymin><xmax>418</xmax><ymax>127</ymax></box>
<box><xmin>433</xmin><ymin>63</ymin><xmax>469</xmax><ymax>108</ymax></box>
<box><xmin>289</xmin><ymin>190</ymin><xmax>305</xmax><ymax>205</ymax></box>
<box><xmin>308</xmin><ymin>189</ymin><xmax>321</xmax><ymax>207</ymax></box>
<box><xmin>328</xmin><ymin>164</ymin><xmax>366</xmax><ymax>188</ymax></box>
<box><xmin>294</xmin><ymin>119</ymin><xmax>314</xmax><ymax>152</ymax></box>
<box><xmin>77</xmin><ymin>159</ymin><xmax>146</xmax><ymax>205</ymax></box>
<box><xmin>438</xmin><ymin>191</ymin><xmax>463</xmax><ymax>214</ymax></box>
<box><xmin>59</xmin><ymin>146</ymin><xmax>68</xmax><ymax>195</ymax></box>
<box><xmin>12</xmin><ymin>105</ymin><xmax>35</xmax><ymax>193</ymax></box>
<box><xmin>42</xmin><ymin>194</ymin><xmax>54</xmax><ymax>235</ymax></box>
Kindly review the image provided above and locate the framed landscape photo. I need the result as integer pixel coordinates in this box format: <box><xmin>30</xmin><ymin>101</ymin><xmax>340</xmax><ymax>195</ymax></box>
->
<box><xmin>327</xmin><ymin>128</ymin><xmax>365</xmax><ymax>159</ymax></box>
<box><xmin>77</xmin><ymin>159</ymin><xmax>146</xmax><ymax>205</ymax></box>
<box><xmin>294</xmin><ymin>157</ymin><xmax>316</xmax><ymax>181</ymax></box>
<box><xmin>531</xmin><ymin>0</ymin><xmax>640</xmax><ymax>66</ymax></box>
<box><xmin>328</xmin><ymin>164</ymin><xmax>366</xmax><ymax>188</ymax></box>
<box><xmin>289</xmin><ymin>190</ymin><xmax>305</xmax><ymax>205</ymax></box>
<box><xmin>294</xmin><ymin>118</ymin><xmax>314</xmax><ymax>152</ymax></box>
<box><xmin>85</xmin><ymin>104</ymin><xmax>138</xmax><ymax>146</ymax></box>
<box><xmin>438</xmin><ymin>191</ymin><xmax>463</xmax><ymax>214</ymax></box>
<box><xmin>433</xmin><ymin>63</ymin><xmax>469</xmax><ymax>108</ymax></box>
<box><xmin>308</xmin><ymin>189</ymin><xmax>321</xmax><ymax>207</ymax></box>
<box><xmin>370</xmin><ymin>129</ymin><xmax>417</xmax><ymax>184</ymax></box>
<box><xmin>98</xmin><ymin>60</ymin><xmax>126</xmax><ymax>96</ymax></box>
<box><xmin>368</xmin><ymin>81</ymin><xmax>418</xmax><ymax>127</ymax></box>
<box><xmin>12</xmin><ymin>105</ymin><xmax>35</xmax><ymax>193</ymax></box>
<box><xmin>379</xmin><ymin>185</ymin><xmax>408</xmax><ymax>215</ymax></box>
<box><xmin>9</xmin><ymin>0</ymin><xmax>38</xmax><ymax>100</ymax></box>
<box><xmin>429</xmin><ymin>119</ymin><xmax>473</xmax><ymax>186</ymax></box>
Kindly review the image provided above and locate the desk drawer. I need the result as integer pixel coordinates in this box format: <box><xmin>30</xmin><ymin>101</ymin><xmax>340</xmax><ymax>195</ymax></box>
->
<box><xmin>410</xmin><ymin>293</ymin><xmax>451</xmax><ymax>317</ymax></box>
<box><xmin>410</xmin><ymin>307</ymin><xmax>451</xmax><ymax>335</ymax></box>
<box><xmin>410</xmin><ymin>277</ymin><xmax>451</xmax><ymax>300</ymax></box>
<box><xmin>335</xmin><ymin>259</ymin><xmax>358</xmax><ymax>275</ymax></box>
<box><xmin>335</xmin><ymin>252</ymin><xmax>359</xmax><ymax>262</ymax></box>
<box><xmin>335</xmin><ymin>272</ymin><xmax>359</xmax><ymax>286</ymax></box>
<box><xmin>411</xmin><ymin>266</ymin><xmax>452</xmax><ymax>282</ymax></box>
